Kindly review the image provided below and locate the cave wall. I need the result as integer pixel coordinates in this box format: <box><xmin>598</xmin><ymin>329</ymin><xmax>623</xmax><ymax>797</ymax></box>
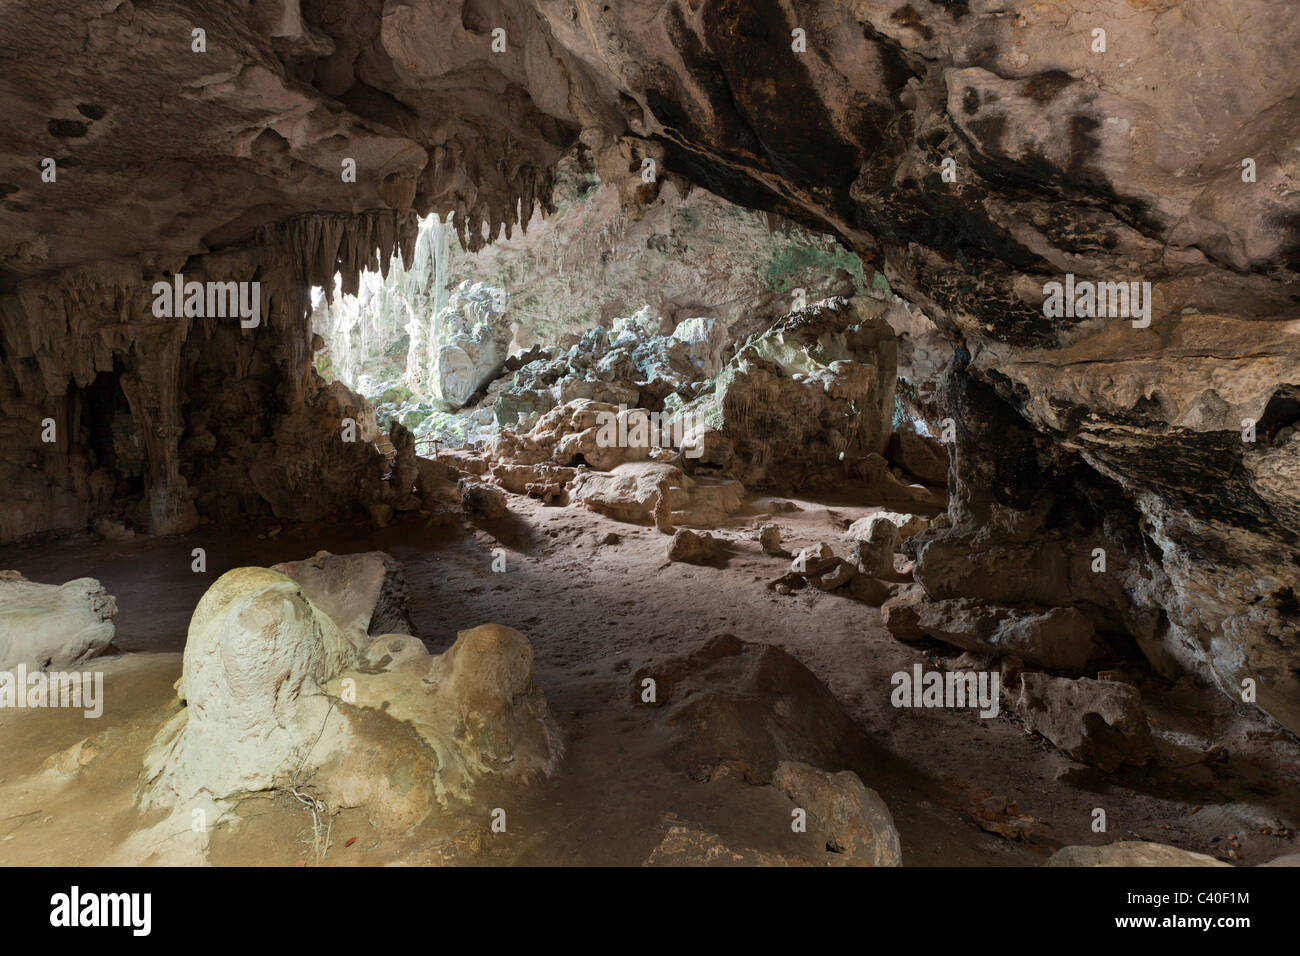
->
<box><xmin>1</xmin><ymin>0</ymin><xmax>1297</xmax><ymax>730</ymax></box>
<box><xmin>0</xmin><ymin>214</ymin><xmax>409</xmax><ymax>540</ymax></box>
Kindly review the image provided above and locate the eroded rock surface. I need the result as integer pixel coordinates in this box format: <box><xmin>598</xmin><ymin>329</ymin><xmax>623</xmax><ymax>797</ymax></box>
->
<box><xmin>635</xmin><ymin>634</ymin><xmax>877</xmax><ymax>785</ymax></box>
<box><xmin>1046</xmin><ymin>842</ymin><xmax>1231</xmax><ymax>868</ymax></box>
<box><xmin>0</xmin><ymin>0</ymin><xmax>1297</xmax><ymax>734</ymax></box>
<box><xmin>1015</xmin><ymin>674</ymin><xmax>1154</xmax><ymax>773</ymax></box>
<box><xmin>0</xmin><ymin>571</ymin><xmax>117</xmax><ymax>672</ymax></box>
<box><xmin>142</xmin><ymin>569</ymin><xmax>560</xmax><ymax>832</ymax></box>
<box><xmin>270</xmin><ymin>550</ymin><xmax>415</xmax><ymax>647</ymax></box>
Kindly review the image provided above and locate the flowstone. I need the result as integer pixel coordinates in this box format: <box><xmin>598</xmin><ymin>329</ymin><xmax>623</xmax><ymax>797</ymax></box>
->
<box><xmin>141</xmin><ymin>570</ymin><xmax>560</xmax><ymax>833</ymax></box>
<box><xmin>0</xmin><ymin>571</ymin><xmax>117</xmax><ymax>672</ymax></box>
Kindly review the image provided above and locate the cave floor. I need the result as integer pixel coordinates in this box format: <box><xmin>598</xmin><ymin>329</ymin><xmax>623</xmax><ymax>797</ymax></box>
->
<box><xmin>2</xmin><ymin>485</ymin><xmax>1298</xmax><ymax>866</ymax></box>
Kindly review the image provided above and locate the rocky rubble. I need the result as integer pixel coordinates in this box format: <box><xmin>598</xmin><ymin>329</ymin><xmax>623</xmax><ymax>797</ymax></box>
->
<box><xmin>676</xmin><ymin>297</ymin><xmax>898</xmax><ymax>490</ymax></box>
<box><xmin>490</xmin><ymin>308</ymin><xmax>723</xmax><ymax>433</ymax></box>
<box><xmin>666</xmin><ymin>529</ymin><xmax>730</xmax><ymax>565</ymax></box>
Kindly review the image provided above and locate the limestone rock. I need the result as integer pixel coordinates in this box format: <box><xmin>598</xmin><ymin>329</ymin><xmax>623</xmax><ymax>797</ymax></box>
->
<box><xmin>667</xmin><ymin>529</ymin><xmax>729</xmax><ymax>566</ymax></box>
<box><xmin>435</xmin><ymin>282</ymin><xmax>512</xmax><ymax>408</ymax></box>
<box><xmin>915</xmin><ymin>600</ymin><xmax>1100</xmax><ymax>670</ymax></box>
<box><xmin>808</xmin><ymin>558</ymin><xmax>858</xmax><ymax>592</ymax></box>
<box><xmin>848</xmin><ymin>523</ymin><xmax>899</xmax><ymax>578</ymax></box>
<box><xmin>792</xmin><ymin>542</ymin><xmax>838</xmax><ymax>577</ymax></box>
<box><xmin>1046</xmin><ymin>842</ymin><xmax>1231</xmax><ymax>867</ymax></box>
<box><xmin>772</xmin><ymin>761</ymin><xmax>901</xmax><ymax>867</ymax></box>
<box><xmin>847</xmin><ymin>575</ymin><xmax>891</xmax><ymax>606</ymax></box>
<box><xmin>418</xmin><ymin>624</ymin><xmax>563</xmax><ymax>786</ymax></box>
<box><xmin>0</xmin><ymin>572</ymin><xmax>117</xmax><ymax>672</ymax></box>
<box><xmin>569</xmin><ymin>461</ymin><xmax>743</xmax><ymax>527</ymax></box>
<box><xmin>459</xmin><ymin>478</ymin><xmax>509</xmax><ymax>519</ymax></box>
<box><xmin>635</xmin><ymin>634</ymin><xmax>875</xmax><ymax>785</ymax></box>
<box><xmin>490</xmin><ymin>462</ymin><xmax>575</xmax><ymax>501</ymax></box>
<box><xmin>143</xmin><ymin>567</ymin><xmax>356</xmax><ymax>804</ymax></box>
<box><xmin>145</xmin><ymin>572</ymin><xmax>559</xmax><ymax>831</ymax></box>
<box><xmin>678</xmin><ymin>298</ymin><xmax>897</xmax><ymax>490</ymax></box>
<box><xmin>758</xmin><ymin>523</ymin><xmax>784</xmax><ymax>556</ymax></box>
<box><xmin>671</xmin><ymin>316</ymin><xmax>727</xmax><ymax>378</ymax></box>
<box><xmin>846</xmin><ymin>512</ymin><xmax>929</xmax><ymax>543</ymax></box>
<box><xmin>1015</xmin><ymin>674</ymin><xmax>1154</xmax><ymax>772</ymax></box>
<box><xmin>270</xmin><ymin>550</ymin><xmax>415</xmax><ymax>648</ymax></box>
<box><xmin>882</xmin><ymin>586</ymin><xmax>928</xmax><ymax>642</ymax></box>
<box><xmin>887</xmin><ymin>422</ymin><xmax>949</xmax><ymax>486</ymax></box>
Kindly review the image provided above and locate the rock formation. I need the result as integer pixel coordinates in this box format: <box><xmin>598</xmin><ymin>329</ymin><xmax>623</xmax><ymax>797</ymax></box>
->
<box><xmin>0</xmin><ymin>571</ymin><xmax>116</xmax><ymax>672</ymax></box>
<box><xmin>143</xmin><ymin>567</ymin><xmax>560</xmax><ymax>829</ymax></box>
<box><xmin>270</xmin><ymin>550</ymin><xmax>416</xmax><ymax>646</ymax></box>
<box><xmin>435</xmin><ymin>282</ymin><xmax>513</xmax><ymax>407</ymax></box>
<box><xmin>680</xmin><ymin>297</ymin><xmax>898</xmax><ymax>489</ymax></box>
<box><xmin>1</xmin><ymin>0</ymin><xmax>1298</xmax><ymax>874</ymax></box>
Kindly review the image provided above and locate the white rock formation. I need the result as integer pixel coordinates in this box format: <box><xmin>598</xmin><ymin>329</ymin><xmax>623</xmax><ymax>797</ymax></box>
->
<box><xmin>0</xmin><ymin>571</ymin><xmax>117</xmax><ymax>672</ymax></box>
<box><xmin>143</xmin><ymin>569</ymin><xmax>561</xmax><ymax>830</ymax></box>
<box><xmin>142</xmin><ymin>567</ymin><xmax>355</xmax><ymax>804</ymax></box>
<box><xmin>435</xmin><ymin>282</ymin><xmax>513</xmax><ymax>407</ymax></box>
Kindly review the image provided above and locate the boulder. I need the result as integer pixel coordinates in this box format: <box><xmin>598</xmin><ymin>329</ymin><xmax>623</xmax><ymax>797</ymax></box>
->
<box><xmin>1046</xmin><ymin>841</ymin><xmax>1230</xmax><ymax>867</ymax></box>
<box><xmin>634</xmin><ymin>634</ymin><xmax>875</xmax><ymax>785</ymax></box>
<box><xmin>459</xmin><ymin>478</ymin><xmax>509</xmax><ymax>519</ymax></box>
<box><xmin>667</xmin><ymin>529</ymin><xmax>730</xmax><ymax>565</ymax></box>
<box><xmin>882</xmin><ymin>585</ymin><xmax>927</xmax><ymax>642</ymax></box>
<box><xmin>569</xmin><ymin>461</ymin><xmax>743</xmax><ymax>527</ymax></box>
<box><xmin>1015</xmin><ymin>674</ymin><xmax>1154</xmax><ymax>772</ymax></box>
<box><xmin>792</xmin><ymin>542</ymin><xmax>839</xmax><ymax>577</ymax></box>
<box><xmin>772</xmin><ymin>761</ymin><xmax>901</xmax><ymax>866</ymax></box>
<box><xmin>846</xmin><ymin>511</ymin><xmax>929</xmax><ymax>543</ymax></box>
<box><xmin>490</xmin><ymin>462</ymin><xmax>575</xmax><ymax>501</ymax></box>
<box><xmin>916</xmin><ymin>599</ymin><xmax>1101</xmax><ymax>670</ymax></box>
<box><xmin>847</xmin><ymin>575</ymin><xmax>891</xmax><ymax>606</ymax></box>
<box><xmin>808</xmin><ymin>558</ymin><xmax>858</xmax><ymax>591</ymax></box>
<box><xmin>758</xmin><ymin>523</ymin><xmax>784</xmax><ymax>556</ymax></box>
<box><xmin>0</xmin><ymin>572</ymin><xmax>117</xmax><ymax>672</ymax></box>
<box><xmin>848</xmin><ymin>524</ymin><xmax>898</xmax><ymax>577</ymax></box>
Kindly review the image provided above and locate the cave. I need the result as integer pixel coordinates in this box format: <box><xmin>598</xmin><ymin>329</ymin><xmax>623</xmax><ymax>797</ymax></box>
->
<box><xmin>0</xmin><ymin>0</ymin><xmax>1297</xmax><ymax>892</ymax></box>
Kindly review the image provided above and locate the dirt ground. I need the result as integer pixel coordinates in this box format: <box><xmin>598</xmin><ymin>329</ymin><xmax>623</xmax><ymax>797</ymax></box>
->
<box><xmin>2</xmin><ymin>484</ymin><xmax>1298</xmax><ymax>866</ymax></box>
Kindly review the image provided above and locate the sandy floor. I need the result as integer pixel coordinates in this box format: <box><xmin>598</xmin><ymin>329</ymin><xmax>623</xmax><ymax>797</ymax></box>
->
<box><xmin>2</xmin><ymin>484</ymin><xmax>1298</xmax><ymax>866</ymax></box>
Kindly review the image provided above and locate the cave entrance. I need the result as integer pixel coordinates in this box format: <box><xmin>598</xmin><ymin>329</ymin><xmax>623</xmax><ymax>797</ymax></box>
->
<box><xmin>309</xmin><ymin>144</ymin><xmax>866</xmax><ymax>459</ymax></box>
